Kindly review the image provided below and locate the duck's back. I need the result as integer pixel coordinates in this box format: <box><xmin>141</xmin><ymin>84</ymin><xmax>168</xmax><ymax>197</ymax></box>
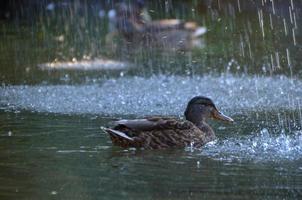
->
<box><xmin>105</xmin><ymin>117</ymin><xmax>212</xmax><ymax>149</ymax></box>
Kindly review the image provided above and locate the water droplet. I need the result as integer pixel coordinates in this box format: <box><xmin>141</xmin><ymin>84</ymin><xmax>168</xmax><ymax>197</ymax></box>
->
<box><xmin>8</xmin><ymin>131</ymin><xmax>12</xmax><ymax>136</ymax></box>
<box><xmin>196</xmin><ymin>161</ymin><xmax>200</xmax><ymax>168</ymax></box>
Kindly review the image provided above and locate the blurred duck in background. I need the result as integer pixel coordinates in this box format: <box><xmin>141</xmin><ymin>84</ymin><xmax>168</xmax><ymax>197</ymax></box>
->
<box><xmin>106</xmin><ymin>0</ymin><xmax>207</xmax><ymax>51</ymax></box>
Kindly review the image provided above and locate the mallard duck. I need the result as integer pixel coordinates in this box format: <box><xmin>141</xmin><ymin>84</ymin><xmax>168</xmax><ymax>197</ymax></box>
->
<box><xmin>107</xmin><ymin>2</ymin><xmax>207</xmax><ymax>51</ymax></box>
<box><xmin>104</xmin><ymin>96</ymin><xmax>233</xmax><ymax>149</ymax></box>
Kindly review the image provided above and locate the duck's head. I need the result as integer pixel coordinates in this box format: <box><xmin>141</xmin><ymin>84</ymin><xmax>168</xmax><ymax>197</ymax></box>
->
<box><xmin>184</xmin><ymin>96</ymin><xmax>234</xmax><ymax>125</ymax></box>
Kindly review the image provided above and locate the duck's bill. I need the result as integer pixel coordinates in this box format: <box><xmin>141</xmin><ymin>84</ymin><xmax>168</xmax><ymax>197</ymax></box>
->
<box><xmin>213</xmin><ymin>110</ymin><xmax>234</xmax><ymax>123</ymax></box>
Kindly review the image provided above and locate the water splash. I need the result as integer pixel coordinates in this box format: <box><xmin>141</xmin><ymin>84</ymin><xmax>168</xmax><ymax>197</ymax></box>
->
<box><xmin>201</xmin><ymin>129</ymin><xmax>302</xmax><ymax>162</ymax></box>
<box><xmin>1</xmin><ymin>75</ymin><xmax>301</xmax><ymax>116</ymax></box>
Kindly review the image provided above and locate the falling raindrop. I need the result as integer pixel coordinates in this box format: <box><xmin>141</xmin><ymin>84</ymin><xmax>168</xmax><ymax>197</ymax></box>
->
<box><xmin>8</xmin><ymin>131</ymin><xmax>12</xmax><ymax>136</ymax></box>
<box><xmin>269</xmin><ymin>14</ymin><xmax>273</xmax><ymax>30</ymax></box>
<box><xmin>258</xmin><ymin>9</ymin><xmax>265</xmax><ymax>38</ymax></box>
<box><xmin>283</xmin><ymin>18</ymin><xmax>288</xmax><ymax>36</ymax></box>
<box><xmin>237</xmin><ymin>0</ymin><xmax>241</xmax><ymax>12</ymax></box>
<box><xmin>298</xmin><ymin>100</ymin><xmax>302</xmax><ymax>127</ymax></box>
<box><xmin>289</xmin><ymin>7</ymin><xmax>293</xmax><ymax>24</ymax></box>
<box><xmin>292</xmin><ymin>28</ymin><xmax>297</xmax><ymax>46</ymax></box>
<box><xmin>271</xmin><ymin>0</ymin><xmax>275</xmax><ymax>15</ymax></box>
<box><xmin>293</xmin><ymin>12</ymin><xmax>297</xmax><ymax>29</ymax></box>
<box><xmin>248</xmin><ymin>42</ymin><xmax>252</xmax><ymax>59</ymax></box>
<box><xmin>286</xmin><ymin>48</ymin><xmax>291</xmax><ymax>67</ymax></box>
<box><xmin>240</xmin><ymin>34</ymin><xmax>245</xmax><ymax>57</ymax></box>
<box><xmin>275</xmin><ymin>52</ymin><xmax>280</xmax><ymax>69</ymax></box>
<box><xmin>270</xmin><ymin>54</ymin><xmax>275</xmax><ymax>70</ymax></box>
<box><xmin>290</xmin><ymin>0</ymin><xmax>294</xmax><ymax>10</ymax></box>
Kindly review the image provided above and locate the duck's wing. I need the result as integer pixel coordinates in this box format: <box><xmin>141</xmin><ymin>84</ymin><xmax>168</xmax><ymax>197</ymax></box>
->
<box><xmin>113</xmin><ymin>118</ymin><xmax>159</xmax><ymax>131</ymax></box>
<box><xmin>114</xmin><ymin>117</ymin><xmax>192</xmax><ymax>131</ymax></box>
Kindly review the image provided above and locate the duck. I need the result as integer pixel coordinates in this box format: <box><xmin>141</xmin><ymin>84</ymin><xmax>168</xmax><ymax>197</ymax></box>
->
<box><xmin>104</xmin><ymin>96</ymin><xmax>233</xmax><ymax>149</ymax></box>
<box><xmin>106</xmin><ymin>1</ymin><xmax>207</xmax><ymax>51</ymax></box>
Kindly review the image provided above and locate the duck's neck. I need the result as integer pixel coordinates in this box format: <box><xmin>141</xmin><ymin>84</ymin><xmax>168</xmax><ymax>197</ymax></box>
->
<box><xmin>184</xmin><ymin>104</ymin><xmax>216</xmax><ymax>142</ymax></box>
<box><xmin>196</xmin><ymin>121</ymin><xmax>216</xmax><ymax>142</ymax></box>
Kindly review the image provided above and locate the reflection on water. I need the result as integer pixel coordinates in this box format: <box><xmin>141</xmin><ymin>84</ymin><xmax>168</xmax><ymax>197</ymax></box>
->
<box><xmin>0</xmin><ymin>111</ymin><xmax>301</xmax><ymax>199</ymax></box>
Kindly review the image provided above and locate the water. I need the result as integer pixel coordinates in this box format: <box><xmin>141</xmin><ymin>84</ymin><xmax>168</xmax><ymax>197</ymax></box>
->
<box><xmin>1</xmin><ymin>111</ymin><xmax>301</xmax><ymax>199</ymax></box>
<box><xmin>1</xmin><ymin>0</ymin><xmax>302</xmax><ymax>199</ymax></box>
<box><xmin>1</xmin><ymin>75</ymin><xmax>302</xmax><ymax>115</ymax></box>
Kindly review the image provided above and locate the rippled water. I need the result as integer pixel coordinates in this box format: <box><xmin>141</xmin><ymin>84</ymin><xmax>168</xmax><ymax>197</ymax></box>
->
<box><xmin>1</xmin><ymin>109</ymin><xmax>301</xmax><ymax>199</ymax></box>
<box><xmin>1</xmin><ymin>75</ymin><xmax>301</xmax><ymax>115</ymax></box>
<box><xmin>1</xmin><ymin>75</ymin><xmax>302</xmax><ymax>199</ymax></box>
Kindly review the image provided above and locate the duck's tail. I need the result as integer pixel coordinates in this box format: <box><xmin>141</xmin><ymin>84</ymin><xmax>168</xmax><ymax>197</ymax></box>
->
<box><xmin>192</xmin><ymin>26</ymin><xmax>207</xmax><ymax>38</ymax></box>
<box><xmin>101</xmin><ymin>127</ymin><xmax>134</xmax><ymax>141</ymax></box>
<box><xmin>184</xmin><ymin>22</ymin><xmax>207</xmax><ymax>38</ymax></box>
<box><xmin>102</xmin><ymin>127</ymin><xmax>136</xmax><ymax>148</ymax></box>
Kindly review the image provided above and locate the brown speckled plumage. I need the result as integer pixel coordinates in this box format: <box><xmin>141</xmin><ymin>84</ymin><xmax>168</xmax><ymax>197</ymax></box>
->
<box><xmin>104</xmin><ymin>96</ymin><xmax>233</xmax><ymax>150</ymax></box>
